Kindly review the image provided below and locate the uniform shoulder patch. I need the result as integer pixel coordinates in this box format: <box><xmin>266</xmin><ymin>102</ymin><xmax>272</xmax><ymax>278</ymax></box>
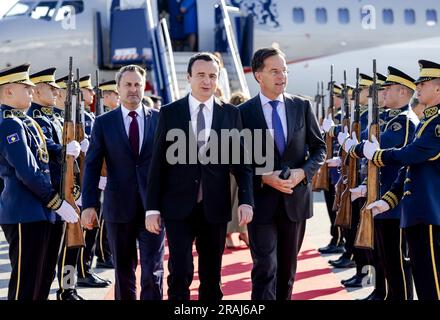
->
<box><xmin>436</xmin><ymin>124</ymin><xmax>440</xmax><ymax>137</ymax></box>
<box><xmin>390</xmin><ymin>122</ymin><xmax>402</xmax><ymax>131</ymax></box>
<box><xmin>6</xmin><ymin>133</ymin><xmax>20</xmax><ymax>144</ymax></box>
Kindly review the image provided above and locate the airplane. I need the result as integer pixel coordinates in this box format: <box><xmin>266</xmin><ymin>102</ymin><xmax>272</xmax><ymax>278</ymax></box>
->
<box><xmin>0</xmin><ymin>0</ymin><xmax>440</xmax><ymax>99</ymax></box>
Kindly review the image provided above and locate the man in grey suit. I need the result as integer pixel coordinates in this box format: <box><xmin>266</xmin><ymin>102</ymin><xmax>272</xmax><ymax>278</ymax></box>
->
<box><xmin>239</xmin><ymin>47</ymin><xmax>326</xmax><ymax>300</ymax></box>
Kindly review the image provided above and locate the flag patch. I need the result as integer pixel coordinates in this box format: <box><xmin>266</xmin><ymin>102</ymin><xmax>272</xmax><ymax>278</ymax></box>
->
<box><xmin>7</xmin><ymin>133</ymin><xmax>19</xmax><ymax>144</ymax></box>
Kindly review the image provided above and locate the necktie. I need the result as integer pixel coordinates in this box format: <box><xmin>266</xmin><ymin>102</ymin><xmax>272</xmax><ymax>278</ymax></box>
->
<box><xmin>128</xmin><ymin>111</ymin><xmax>139</xmax><ymax>157</ymax></box>
<box><xmin>196</xmin><ymin>104</ymin><xmax>206</xmax><ymax>150</ymax></box>
<box><xmin>269</xmin><ymin>100</ymin><xmax>286</xmax><ymax>156</ymax></box>
<box><xmin>196</xmin><ymin>104</ymin><xmax>206</xmax><ymax>202</ymax></box>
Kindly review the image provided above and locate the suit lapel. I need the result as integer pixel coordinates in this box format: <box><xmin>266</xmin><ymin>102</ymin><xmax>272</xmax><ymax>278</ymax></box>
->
<box><xmin>284</xmin><ymin>94</ymin><xmax>297</xmax><ymax>149</ymax></box>
<box><xmin>116</xmin><ymin>107</ymin><xmax>133</xmax><ymax>154</ymax></box>
<box><xmin>140</xmin><ymin>104</ymin><xmax>151</xmax><ymax>155</ymax></box>
<box><xmin>209</xmin><ymin>98</ymin><xmax>225</xmax><ymax>143</ymax></box>
<box><xmin>252</xmin><ymin>95</ymin><xmax>277</xmax><ymax>156</ymax></box>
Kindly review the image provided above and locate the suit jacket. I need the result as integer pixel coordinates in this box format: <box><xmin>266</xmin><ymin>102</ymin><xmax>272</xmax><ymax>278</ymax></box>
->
<box><xmin>146</xmin><ymin>95</ymin><xmax>254</xmax><ymax>223</ymax></box>
<box><xmin>239</xmin><ymin>93</ymin><xmax>326</xmax><ymax>223</ymax></box>
<box><xmin>82</xmin><ymin>105</ymin><xmax>158</xmax><ymax>223</ymax></box>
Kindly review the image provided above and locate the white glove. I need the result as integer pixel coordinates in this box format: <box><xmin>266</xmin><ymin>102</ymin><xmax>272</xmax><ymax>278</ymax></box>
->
<box><xmin>80</xmin><ymin>139</ymin><xmax>90</xmax><ymax>154</ymax></box>
<box><xmin>322</xmin><ymin>115</ymin><xmax>335</xmax><ymax>133</ymax></box>
<box><xmin>337</xmin><ymin>126</ymin><xmax>350</xmax><ymax>146</ymax></box>
<box><xmin>349</xmin><ymin>185</ymin><xmax>367</xmax><ymax>201</ymax></box>
<box><xmin>325</xmin><ymin>156</ymin><xmax>341</xmax><ymax>168</ymax></box>
<box><xmin>66</xmin><ymin>141</ymin><xmax>81</xmax><ymax>159</ymax></box>
<box><xmin>363</xmin><ymin>135</ymin><xmax>380</xmax><ymax>160</ymax></box>
<box><xmin>55</xmin><ymin>200</ymin><xmax>79</xmax><ymax>223</ymax></box>
<box><xmin>344</xmin><ymin>131</ymin><xmax>359</xmax><ymax>153</ymax></box>
<box><xmin>98</xmin><ymin>176</ymin><xmax>107</xmax><ymax>190</ymax></box>
<box><xmin>75</xmin><ymin>194</ymin><xmax>82</xmax><ymax>207</ymax></box>
<box><xmin>366</xmin><ymin>200</ymin><xmax>390</xmax><ymax>216</ymax></box>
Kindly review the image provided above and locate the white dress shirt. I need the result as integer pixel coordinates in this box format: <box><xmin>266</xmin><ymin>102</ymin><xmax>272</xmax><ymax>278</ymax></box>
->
<box><xmin>121</xmin><ymin>103</ymin><xmax>145</xmax><ymax>154</ymax></box>
<box><xmin>188</xmin><ymin>93</ymin><xmax>214</xmax><ymax>144</ymax></box>
<box><xmin>259</xmin><ymin>92</ymin><xmax>288</xmax><ymax>141</ymax></box>
<box><xmin>145</xmin><ymin>93</ymin><xmax>253</xmax><ymax>218</ymax></box>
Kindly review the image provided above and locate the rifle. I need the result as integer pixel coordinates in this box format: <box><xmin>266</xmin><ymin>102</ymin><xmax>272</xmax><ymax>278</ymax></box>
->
<box><xmin>60</xmin><ymin>58</ymin><xmax>85</xmax><ymax>248</ymax></box>
<box><xmin>94</xmin><ymin>70</ymin><xmax>107</xmax><ymax>177</ymax></box>
<box><xmin>94</xmin><ymin>70</ymin><xmax>104</xmax><ymax>117</ymax></box>
<box><xmin>336</xmin><ymin>69</ymin><xmax>360</xmax><ymax>228</ymax></box>
<box><xmin>75</xmin><ymin>69</ymin><xmax>86</xmax><ymax>186</ymax></box>
<box><xmin>355</xmin><ymin>60</ymin><xmax>380</xmax><ymax>249</ymax></box>
<box><xmin>314</xmin><ymin>66</ymin><xmax>335</xmax><ymax>191</ymax></box>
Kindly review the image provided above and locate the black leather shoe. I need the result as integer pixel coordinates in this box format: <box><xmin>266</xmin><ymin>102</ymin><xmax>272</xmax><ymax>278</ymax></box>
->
<box><xmin>77</xmin><ymin>273</ymin><xmax>111</xmax><ymax>288</ymax></box>
<box><xmin>92</xmin><ymin>272</ymin><xmax>112</xmax><ymax>285</ymax></box>
<box><xmin>318</xmin><ymin>244</ymin><xmax>346</xmax><ymax>254</ymax></box>
<box><xmin>96</xmin><ymin>258</ymin><xmax>114</xmax><ymax>269</ymax></box>
<box><xmin>330</xmin><ymin>257</ymin><xmax>356</xmax><ymax>268</ymax></box>
<box><xmin>341</xmin><ymin>273</ymin><xmax>358</xmax><ymax>285</ymax></box>
<box><xmin>57</xmin><ymin>289</ymin><xmax>85</xmax><ymax>300</ymax></box>
<box><xmin>343</xmin><ymin>274</ymin><xmax>365</xmax><ymax>288</ymax></box>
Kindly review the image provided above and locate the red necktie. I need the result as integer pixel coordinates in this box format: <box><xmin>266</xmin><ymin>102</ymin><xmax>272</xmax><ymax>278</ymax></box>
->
<box><xmin>128</xmin><ymin>111</ymin><xmax>139</xmax><ymax>157</ymax></box>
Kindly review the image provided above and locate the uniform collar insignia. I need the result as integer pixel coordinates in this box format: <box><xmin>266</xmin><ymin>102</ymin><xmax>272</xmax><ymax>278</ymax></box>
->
<box><xmin>423</xmin><ymin>105</ymin><xmax>439</xmax><ymax>119</ymax></box>
<box><xmin>41</xmin><ymin>106</ymin><xmax>53</xmax><ymax>116</ymax></box>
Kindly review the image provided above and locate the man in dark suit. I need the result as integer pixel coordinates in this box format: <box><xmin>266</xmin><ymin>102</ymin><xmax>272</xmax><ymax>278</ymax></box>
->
<box><xmin>239</xmin><ymin>48</ymin><xmax>326</xmax><ymax>300</ymax></box>
<box><xmin>145</xmin><ymin>52</ymin><xmax>254</xmax><ymax>301</ymax></box>
<box><xmin>81</xmin><ymin>65</ymin><xmax>165</xmax><ymax>300</ymax></box>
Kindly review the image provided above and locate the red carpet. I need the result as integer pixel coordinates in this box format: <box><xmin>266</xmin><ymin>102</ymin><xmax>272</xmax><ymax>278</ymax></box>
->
<box><xmin>104</xmin><ymin>234</ymin><xmax>350</xmax><ymax>300</ymax></box>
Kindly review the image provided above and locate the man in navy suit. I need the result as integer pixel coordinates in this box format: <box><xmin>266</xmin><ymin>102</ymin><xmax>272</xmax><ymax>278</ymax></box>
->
<box><xmin>239</xmin><ymin>48</ymin><xmax>326</xmax><ymax>300</ymax></box>
<box><xmin>81</xmin><ymin>65</ymin><xmax>165</xmax><ymax>300</ymax></box>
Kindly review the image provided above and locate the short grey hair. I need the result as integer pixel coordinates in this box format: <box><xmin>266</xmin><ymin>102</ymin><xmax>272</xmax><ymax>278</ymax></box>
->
<box><xmin>115</xmin><ymin>65</ymin><xmax>146</xmax><ymax>86</ymax></box>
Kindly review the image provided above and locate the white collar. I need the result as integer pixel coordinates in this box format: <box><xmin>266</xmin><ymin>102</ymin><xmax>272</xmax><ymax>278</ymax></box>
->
<box><xmin>188</xmin><ymin>93</ymin><xmax>214</xmax><ymax>113</ymax></box>
<box><xmin>121</xmin><ymin>104</ymin><xmax>143</xmax><ymax>118</ymax></box>
<box><xmin>259</xmin><ymin>92</ymin><xmax>284</xmax><ymax>107</ymax></box>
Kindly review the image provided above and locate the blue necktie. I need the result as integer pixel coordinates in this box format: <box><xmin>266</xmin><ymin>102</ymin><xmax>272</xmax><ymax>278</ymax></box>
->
<box><xmin>269</xmin><ymin>100</ymin><xmax>286</xmax><ymax>156</ymax></box>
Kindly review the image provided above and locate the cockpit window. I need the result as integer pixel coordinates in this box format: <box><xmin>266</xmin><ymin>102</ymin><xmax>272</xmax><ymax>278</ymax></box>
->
<box><xmin>54</xmin><ymin>0</ymin><xmax>84</xmax><ymax>21</ymax></box>
<box><xmin>30</xmin><ymin>1</ymin><xmax>57</xmax><ymax>21</ymax></box>
<box><xmin>4</xmin><ymin>1</ymin><xmax>36</xmax><ymax>17</ymax></box>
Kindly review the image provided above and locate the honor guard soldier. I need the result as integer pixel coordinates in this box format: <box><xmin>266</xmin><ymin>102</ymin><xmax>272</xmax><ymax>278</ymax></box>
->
<box><xmin>91</xmin><ymin>79</ymin><xmax>121</xmax><ymax>269</ymax></box>
<box><xmin>0</xmin><ymin>64</ymin><xmax>79</xmax><ymax>300</ymax></box>
<box><xmin>99</xmin><ymin>80</ymin><xmax>119</xmax><ymax>112</ymax></box>
<box><xmin>54</xmin><ymin>75</ymin><xmax>68</xmax><ymax>124</ymax></box>
<box><xmin>77</xmin><ymin>74</ymin><xmax>111</xmax><ymax>288</ymax></box>
<box><xmin>318</xmin><ymin>83</ymin><xmax>346</xmax><ymax>255</ymax></box>
<box><xmin>345</xmin><ymin>66</ymin><xmax>418</xmax><ymax>300</ymax></box>
<box><xmin>366</xmin><ymin>59</ymin><xmax>440</xmax><ymax>300</ymax></box>
<box><xmin>27</xmin><ymin>67</ymin><xmax>86</xmax><ymax>299</ymax></box>
<box><xmin>79</xmin><ymin>74</ymin><xmax>96</xmax><ymax>136</ymax></box>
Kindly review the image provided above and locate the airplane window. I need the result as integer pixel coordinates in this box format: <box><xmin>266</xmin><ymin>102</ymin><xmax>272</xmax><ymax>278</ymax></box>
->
<box><xmin>30</xmin><ymin>1</ymin><xmax>57</xmax><ymax>21</ymax></box>
<box><xmin>315</xmin><ymin>8</ymin><xmax>327</xmax><ymax>24</ymax></box>
<box><xmin>426</xmin><ymin>9</ymin><xmax>437</xmax><ymax>26</ymax></box>
<box><xmin>54</xmin><ymin>1</ymin><xmax>84</xmax><ymax>21</ymax></box>
<box><xmin>338</xmin><ymin>8</ymin><xmax>350</xmax><ymax>24</ymax></box>
<box><xmin>292</xmin><ymin>8</ymin><xmax>305</xmax><ymax>24</ymax></box>
<box><xmin>4</xmin><ymin>1</ymin><xmax>36</xmax><ymax>17</ymax></box>
<box><xmin>383</xmin><ymin>9</ymin><xmax>394</xmax><ymax>24</ymax></box>
<box><xmin>404</xmin><ymin>9</ymin><xmax>416</xmax><ymax>25</ymax></box>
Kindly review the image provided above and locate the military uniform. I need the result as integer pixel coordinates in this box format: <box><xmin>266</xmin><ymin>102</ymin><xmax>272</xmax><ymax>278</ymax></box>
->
<box><xmin>372</xmin><ymin>60</ymin><xmax>440</xmax><ymax>300</ymax></box>
<box><xmin>0</xmin><ymin>64</ymin><xmax>63</xmax><ymax>300</ymax></box>
<box><xmin>350</xmin><ymin>66</ymin><xmax>418</xmax><ymax>299</ymax></box>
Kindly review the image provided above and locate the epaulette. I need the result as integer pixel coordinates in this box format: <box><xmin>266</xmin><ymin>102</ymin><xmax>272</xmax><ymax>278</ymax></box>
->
<box><xmin>33</xmin><ymin>109</ymin><xmax>43</xmax><ymax>118</ymax></box>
